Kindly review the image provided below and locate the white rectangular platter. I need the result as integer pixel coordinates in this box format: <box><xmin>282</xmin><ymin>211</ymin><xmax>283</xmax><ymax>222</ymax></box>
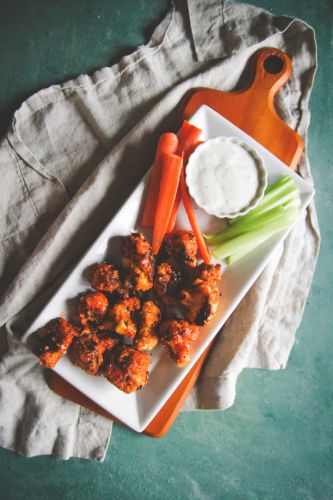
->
<box><xmin>22</xmin><ymin>104</ymin><xmax>314</xmax><ymax>433</ymax></box>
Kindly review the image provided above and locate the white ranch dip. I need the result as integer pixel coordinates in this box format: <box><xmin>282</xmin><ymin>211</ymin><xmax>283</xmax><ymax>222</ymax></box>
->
<box><xmin>186</xmin><ymin>137</ymin><xmax>267</xmax><ymax>218</ymax></box>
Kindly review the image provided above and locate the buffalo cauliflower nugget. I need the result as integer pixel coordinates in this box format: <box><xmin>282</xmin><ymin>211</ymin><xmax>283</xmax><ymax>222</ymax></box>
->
<box><xmin>134</xmin><ymin>301</ymin><xmax>161</xmax><ymax>351</ymax></box>
<box><xmin>121</xmin><ymin>233</ymin><xmax>154</xmax><ymax>291</ymax></box>
<box><xmin>91</xmin><ymin>262</ymin><xmax>121</xmax><ymax>293</ymax></box>
<box><xmin>33</xmin><ymin>318</ymin><xmax>78</xmax><ymax>368</ymax></box>
<box><xmin>180</xmin><ymin>263</ymin><xmax>221</xmax><ymax>325</ymax></box>
<box><xmin>104</xmin><ymin>346</ymin><xmax>151</xmax><ymax>393</ymax></box>
<box><xmin>179</xmin><ymin>282</ymin><xmax>220</xmax><ymax>326</ymax></box>
<box><xmin>69</xmin><ymin>331</ymin><xmax>118</xmax><ymax>376</ymax></box>
<box><xmin>162</xmin><ymin>230</ymin><xmax>198</xmax><ymax>267</ymax></box>
<box><xmin>159</xmin><ymin>319</ymin><xmax>199</xmax><ymax>367</ymax></box>
<box><xmin>192</xmin><ymin>263</ymin><xmax>222</xmax><ymax>285</ymax></box>
<box><xmin>154</xmin><ymin>262</ymin><xmax>183</xmax><ymax>305</ymax></box>
<box><xmin>100</xmin><ymin>297</ymin><xmax>140</xmax><ymax>339</ymax></box>
<box><xmin>77</xmin><ymin>291</ymin><xmax>109</xmax><ymax>326</ymax></box>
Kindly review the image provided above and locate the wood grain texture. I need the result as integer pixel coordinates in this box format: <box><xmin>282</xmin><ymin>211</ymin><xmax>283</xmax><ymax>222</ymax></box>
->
<box><xmin>50</xmin><ymin>47</ymin><xmax>303</xmax><ymax>437</ymax></box>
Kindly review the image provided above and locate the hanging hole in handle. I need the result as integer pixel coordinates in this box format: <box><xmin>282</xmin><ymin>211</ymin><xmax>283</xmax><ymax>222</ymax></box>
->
<box><xmin>263</xmin><ymin>55</ymin><xmax>285</xmax><ymax>74</ymax></box>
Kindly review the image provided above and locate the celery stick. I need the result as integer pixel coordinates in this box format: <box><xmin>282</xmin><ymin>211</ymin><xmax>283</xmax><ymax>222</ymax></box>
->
<box><xmin>228</xmin><ymin>192</ymin><xmax>299</xmax><ymax>227</ymax></box>
<box><xmin>207</xmin><ymin>205</ymin><xmax>299</xmax><ymax>245</ymax></box>
<box><xmin>263</xmin><ymin>174</ymin><xmax>292</xmax><ymax>195</ymax></box>
<box><xmin>225</xmin><ymin>231</ymin><xmax>276</xmax><ymax>264</ymax></box>
<box><xmin>225</xmin><ymin>226</ymin><xmax>289</xmax><ymax>264</ymax></box>
<box><xmin>230</xmin><ymin>187</ymin><xmax>297</xmax><ymax>225</ymax></box>
<box><xmin>229</xmin><ymin>176</ymin><xmax>298</xmax><ymax>225</ymax></box>
<box><xmin>257</xmin><ymin>176</ymin><xmax>295</xmax><ymax>207</ymax></box>
<box><xmin>204</xmin><ymin>233</ymin><xmax>219</xmax><ymax>240</ymax></box>
<box><xmin>212</xmin><ymin>211</ymin><xmax>298</xmax><ymax>260</ymax></box>
<box><xmin>207</xmin><ymin>175</ymin><xmax>300</xmax><ymax>263</ymax></box>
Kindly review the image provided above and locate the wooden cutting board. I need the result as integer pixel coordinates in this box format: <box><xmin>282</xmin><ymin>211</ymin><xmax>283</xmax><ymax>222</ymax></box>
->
<box><xmin>49</xmin><ymin>47</ymin><xmax>304</xmax><ymax>437</ymax></box>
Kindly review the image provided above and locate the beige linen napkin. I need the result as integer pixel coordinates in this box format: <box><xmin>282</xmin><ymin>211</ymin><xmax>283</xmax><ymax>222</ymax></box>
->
<box><xmin>0</xmin><ymin>0</ymin><xmax>319</xmax><ymax>461</ymax></box>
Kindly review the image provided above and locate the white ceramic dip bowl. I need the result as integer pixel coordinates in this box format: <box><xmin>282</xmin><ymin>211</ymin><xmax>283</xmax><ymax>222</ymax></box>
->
<box><xmin>186</xmin><ymin>136</ymin><xmax>267</xmax><ymax>219</ymax></box>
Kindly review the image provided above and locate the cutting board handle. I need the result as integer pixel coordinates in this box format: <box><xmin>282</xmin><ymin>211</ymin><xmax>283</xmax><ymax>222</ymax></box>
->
<box><xmin>182</xmin><ymin>47</ymin><xmax>303</xmax><ymax>169</ymax></box>
<box><xmin>251</xmin><ymin>48</ymin><xmax>292</xmax><ymax>108</ymax></box>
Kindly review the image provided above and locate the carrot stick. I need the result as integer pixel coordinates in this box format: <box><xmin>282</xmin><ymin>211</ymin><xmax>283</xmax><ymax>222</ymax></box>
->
<box><xmin>180</xmin><ymin>168</ymin><xmax>211</xmax><ymax>264</ymax></box>
<box><xmin>166</xmin><ymin>140</ymin><xmax>204</xmax><ymax>233</ymax></box>
<box><xmin>183</xmin><ymin>140</ymin><xmax>204</xmax><ymax>164</ymax></box>
<box><xmin>176</xmin><ymin>120</ymin><xmax>202</xmax><ymax>155</ymax></box>
<box><xmin>166</xmin><ymin>122</ymin><xmax>202</xmax><ymax>233</ymax></box>
<box><xmin>141</xmin><ymin>133</ymin><xmax>178</xmax><ymax>227</ymax></box>
<box><xmin>152</xmin><ymin>153</ymin><xmax>183</xmax><ymax>255</ymax></box>
<box><xmin>166</xmin><ymin>189</ymin><xmax>181</xmax><ymax>233</ymax></box>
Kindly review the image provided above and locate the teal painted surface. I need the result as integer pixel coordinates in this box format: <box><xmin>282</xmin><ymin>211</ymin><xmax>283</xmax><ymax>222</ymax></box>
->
<box><xmin>0</xmin><ymin>1</ymin><xmax>332</xmax><ymax>498</ymax></box>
